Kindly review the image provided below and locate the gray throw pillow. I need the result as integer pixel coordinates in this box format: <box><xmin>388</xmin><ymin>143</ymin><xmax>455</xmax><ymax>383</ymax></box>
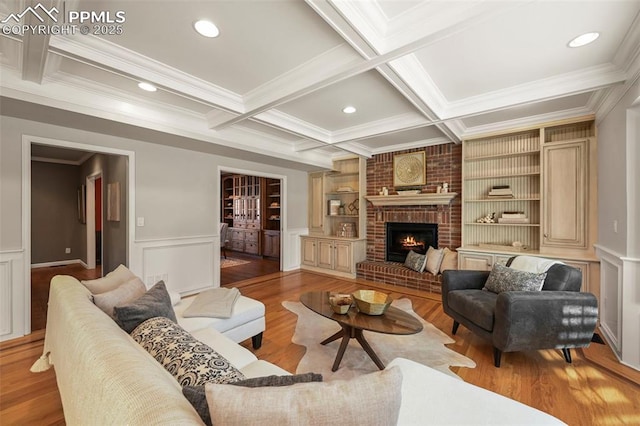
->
<box><xmin>404</xmin><ymin>250</ymin><xmax>426</xmax><ymax>273</ymax></box>
<box><xmin>183</xmin><ymin>373</ymin><xmax>323</xmax><ymax>426</ymax></box>
<box><xmin>113</xmin><ymin>281</ymin><xmax>177</xmax><ymax>333</ymax></box>
<box><xmin>483</xmin><ymin>264</ymin><xmax>546</xmax><ymax>293</ymax></box>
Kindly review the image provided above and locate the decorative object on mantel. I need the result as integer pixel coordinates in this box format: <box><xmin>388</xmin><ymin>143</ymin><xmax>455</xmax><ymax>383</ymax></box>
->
<box><xmin>365</xmin><ymin>192</ymin><xmax>457</xmax><ymax>206</ymax></box>
<box><xmin>476</xmin><ymin>212</ymin><xmax>496</xmax><ymax>223</ymax></box>
<box><xmin>397</xmin><ymin>190</ymin><xmax>420</xmax><ymax>196</ymax></box>
<box><xmin>393</xmin><ymin>151</ymin><xmax>426</xmax><ymax>187</ymax></box>
<box><xmin>441</xmin><ymin>182</ymin><xmax>449</xmax><ymax>193</ymax></box>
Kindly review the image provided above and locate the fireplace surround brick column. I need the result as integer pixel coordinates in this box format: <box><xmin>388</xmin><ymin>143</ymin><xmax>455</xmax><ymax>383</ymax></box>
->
<box><xmin>357</xmin><ymin>144</ymin><xmax>462</xmax><ymax>293</ymax></box>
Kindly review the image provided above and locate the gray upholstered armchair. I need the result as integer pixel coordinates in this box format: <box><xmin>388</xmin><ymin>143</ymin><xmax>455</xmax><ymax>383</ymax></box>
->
<box><xmin>442</xmin><ymin>256</ymin><xmax>598</xmax><ymax>367</ymax></box>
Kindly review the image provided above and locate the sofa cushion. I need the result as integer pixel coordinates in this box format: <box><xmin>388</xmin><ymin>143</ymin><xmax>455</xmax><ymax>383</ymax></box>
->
<box><xmin>92</xmin><ymin>276</ymin><xmax>146</xmax><ymax>318</ymax></box>
<box><xmin>183</xmin><ymin>373</ymin><xmax>323</xmax><ymax>426</ymax></box>
<box><xmin>425</xmin><ymin>246</ymin><xmax>445</xmax><ymax>275</ymax></box>
<box><xmin>131</xmin><ymin>317</ymin><xmax>246</xmax><ymax>386</ymax></box>
<box><xmin>483</xmin><ymin>264</ymin><xmax>546</xmax><ymax>294</ymax></box>
<box><xmin>448</xmin><ymin>290</ymin><xmax>497</xmax><ymax>332</ymax></box>
<box><xmin>205</xmin><ymin>367</ymin><xmax>403</xmax><ymax>426</ymax></box>
<box><xmin>404</xmin><ymin>250</ymin><xmax>427</xmax><ymax>273</ymax></box>
<box><xmin>81</xmin><ymin>264</ymin><xmax>135</xmax><ymax>294</ymax></box>
<box><xmin>113</xmin><ymin>281</ymin><xmax>177</xmax><ymax>333</ymax></box>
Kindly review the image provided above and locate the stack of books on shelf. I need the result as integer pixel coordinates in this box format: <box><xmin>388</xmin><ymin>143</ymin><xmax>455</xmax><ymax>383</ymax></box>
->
<box><xmin>488</xmin><ymin>185</ymin><xmax>514</xmax><ymax>198</ymax></box>
<box><xmin>498</xmin><ymin>211</ymin><xmax>530</xmax><ymax>224</ymax></box>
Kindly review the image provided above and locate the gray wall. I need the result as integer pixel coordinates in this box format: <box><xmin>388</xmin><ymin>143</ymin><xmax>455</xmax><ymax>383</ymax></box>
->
<box><xmin>30</xmin><ymin>161</ymin><xmax>84</xmax><ymax>264</ymax></box>
<box><xmin>0</xmin><ymin>115</ymin><xmax>309</xmax><ymax>258</ymax></box>
<box><xmin>597</xmin><ymin>77</ymin><xmax>640</xmax><ymax>256</ymax></box>
<box><xmin>103</xmin><ymin>154</ymin><xmax>128</xmax><ymax>272</ymax></box>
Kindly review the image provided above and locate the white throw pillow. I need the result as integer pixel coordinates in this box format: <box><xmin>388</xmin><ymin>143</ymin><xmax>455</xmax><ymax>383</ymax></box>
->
<box><xmin>81</xmin><ymin>264</ymin><xmax>135</xmax><ymax>294</ymax></box>
<box><xmin>439</xmin><ymin>247</ymin><xmax>458</xmax><ymax>273</ymax></box>
<box><xmin>205</xmin><ymin>367</ymin><xmax>402</xmax><ymax>426</ymax></box>
<box><xmin>425</xmin><ymin>246</ymin><xmax>445</xmax><ymax>275</ymax></box>
<box><xmin>92</xmin><ymin>276</ymin><xmax>146</xmax><ymax>317</ymax></box>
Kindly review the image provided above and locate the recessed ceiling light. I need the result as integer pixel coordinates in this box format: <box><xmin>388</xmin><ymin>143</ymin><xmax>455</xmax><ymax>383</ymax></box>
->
<box><xmin>342</xmin><ymin>106</ymin><xmax>356</xmax><ymax>114</ymax></box>
<box><xmin>137</xmin><ymin>82</ymin><xmax>157</xmax><ymax>92</ymax></box>
<box><xmin>568</xmin><ymin>32</ymin><xmax>599</xmax><ymax>48</ymax></box>
<box><xmin>138</xmin><ymin>82</ymin><xmax>157</xmax><ymax>92</ymax></box>
<box><xmin>194</xmin><ymin>20</ymin><xmax>220</xmax><ymax>38</ymax></box>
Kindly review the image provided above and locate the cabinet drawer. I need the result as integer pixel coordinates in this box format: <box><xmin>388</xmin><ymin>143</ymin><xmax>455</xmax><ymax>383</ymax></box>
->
<box><xmin>245</xmin><ymin>242</ymin><xmax>259</xmax><ymax>254</ymax></box>
<box><xmin>230</xmin><ymin>229</ymin><xmax>245</xmax><ymax>241</ymax></box>
<box><xmin>231</xmin><ymin>240</ymin><xmax>244</xmax><ymax>251</ymax></box>
<box><xmin>234</xmin><ymin>222</ymin><xmax>247</xmax><ymax>229</ymax></box>
<box><xmin>245</xmin><ymin>230</ymin><xmax>259</xmax><ymax>242</ymax></box>
<box><xmin>246</xmin><ymin>222</ymin><xmax>259</xmax><ymax>229</ymax></box>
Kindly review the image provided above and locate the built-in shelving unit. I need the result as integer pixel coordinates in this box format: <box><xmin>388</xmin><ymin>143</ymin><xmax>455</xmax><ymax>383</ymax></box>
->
<box><xmin>302</xmin><ymin>156</ymin><xmax>366</xmax><ymax>278</ymax></box>
<box><xmin>458</xmin><ymin>116</ymin><xmax>600</xmax><ymax>296</ymax></box>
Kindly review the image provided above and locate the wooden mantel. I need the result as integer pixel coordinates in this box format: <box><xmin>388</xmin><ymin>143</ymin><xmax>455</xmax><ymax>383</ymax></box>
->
<box><xmin>364</xmin><ymin>193</ymin><xmax>457</xmax><ymax>206</ymax></box>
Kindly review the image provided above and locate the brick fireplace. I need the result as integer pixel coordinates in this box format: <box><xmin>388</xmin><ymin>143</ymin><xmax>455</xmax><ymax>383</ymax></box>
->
<box><xmin>357</xmin><ymin>144</ymin><xmax>462</xmax><ymax>294</ymax></box>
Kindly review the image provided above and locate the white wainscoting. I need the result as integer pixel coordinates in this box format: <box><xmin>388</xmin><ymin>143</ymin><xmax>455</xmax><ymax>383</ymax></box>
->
<box><xmin>132</xmin><ymin>235</ymin><xmax>219</xmax><ymax>296</ymax></box>
<box><xmin>595</xmin><ymin>244</ymin><xmax>640</xmax><ymax>371</ymax></box>
<box><xmin>283</xmin><ymin>228</ymin><xmax>307</xmax><ymax>271</ymax></box>
<box><xmin>0</xmin><ymin>250</ymin><xmax>26</xmax><ymax>342</ymax></box>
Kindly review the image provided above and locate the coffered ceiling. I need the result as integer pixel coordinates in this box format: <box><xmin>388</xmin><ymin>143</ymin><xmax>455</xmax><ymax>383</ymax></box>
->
<box><xmin>1</xmin><ymin>0</ymin><xmax>639</xmax><ymax>169</ymax></box>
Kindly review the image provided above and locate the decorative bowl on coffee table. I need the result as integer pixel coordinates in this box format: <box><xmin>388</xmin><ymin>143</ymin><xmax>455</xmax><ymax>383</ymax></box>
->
<box><xmin>352</xmin><ymin>290</ymin><xmax>392</xmax><ymax>315</ymax></box>
<box><xmin>329</xmin><ymin>294</ymin><xmax>352</xmax><ymax>314</ymax></box>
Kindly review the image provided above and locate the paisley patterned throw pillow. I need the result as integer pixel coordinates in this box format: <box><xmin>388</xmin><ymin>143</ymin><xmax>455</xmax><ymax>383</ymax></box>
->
<box><xmin>131</xmin><ymin>317</ymin><xmax>245</xmax><ymax>386</ymax></box>
<box><xmin>404</xmin><ymin>250</ymin><xmax>427</xmax><ymax>273</ymax></box>
<box><xmin>483</xmin><ymin>264</ymin><xmax>546</xmax><ymax>293</ymax></box>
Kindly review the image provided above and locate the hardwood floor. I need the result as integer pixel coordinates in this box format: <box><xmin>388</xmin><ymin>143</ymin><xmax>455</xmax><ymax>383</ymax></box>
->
<box><xmin>2</xmin><ymin>270</ymin><xmax>638</xmax><ymax>425</ymax></box>
<box><xmin>220</xmin><ymin>252</ymin><xmax>280</xmax><ymax>286</ymax></box>
<box><xmin>31</xmin><ymin>264</ymin><xmax>102</xmax><ymax>331</ymax></box>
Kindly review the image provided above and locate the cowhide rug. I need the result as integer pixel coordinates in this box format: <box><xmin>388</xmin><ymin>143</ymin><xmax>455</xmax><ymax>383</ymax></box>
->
<box><xmin>283</xmin><ymin>298</ymin><xmax>476</xmax><ymax>381</ymax></box>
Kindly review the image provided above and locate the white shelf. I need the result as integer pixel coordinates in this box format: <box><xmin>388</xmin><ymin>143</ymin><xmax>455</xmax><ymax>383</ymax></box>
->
<box><xmin>465</xmin><ymin>150</ymin><xmax>539</xmax><ymax>161</ymax></box>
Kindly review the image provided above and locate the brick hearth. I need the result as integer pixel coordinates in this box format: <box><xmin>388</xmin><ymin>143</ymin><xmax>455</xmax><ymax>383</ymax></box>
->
<box><xmin>358</xmin><ymin>144</ymin><xmax>462</xmax><ymax>294</ymax></box>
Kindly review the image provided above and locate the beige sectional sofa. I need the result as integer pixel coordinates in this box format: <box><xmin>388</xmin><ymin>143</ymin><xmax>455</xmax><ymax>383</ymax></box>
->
<box><xmin>37</xmin><ymin>275</ymin><xmax>565</xmax><ymax>425</ymax></box>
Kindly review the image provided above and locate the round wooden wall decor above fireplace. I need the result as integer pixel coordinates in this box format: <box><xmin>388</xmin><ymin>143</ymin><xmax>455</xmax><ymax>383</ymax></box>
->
<box><xmin>393</xmin><ymin>151</ymin><xmax>426</xmax><ymax>187</ymax></box>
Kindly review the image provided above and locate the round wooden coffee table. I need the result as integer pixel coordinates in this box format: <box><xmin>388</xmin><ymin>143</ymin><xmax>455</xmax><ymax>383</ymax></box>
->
<box><xmin>300</xmin><ymin>291</ymin><xmax>423</xmax><ymax>371</ymax></box>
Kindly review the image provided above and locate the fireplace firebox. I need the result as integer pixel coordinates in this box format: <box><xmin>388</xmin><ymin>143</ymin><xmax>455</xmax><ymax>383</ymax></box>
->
<box><xmin>386</xmin><ymin>222</ymin><xmax>438</xmax><ymax>262</ymax></box>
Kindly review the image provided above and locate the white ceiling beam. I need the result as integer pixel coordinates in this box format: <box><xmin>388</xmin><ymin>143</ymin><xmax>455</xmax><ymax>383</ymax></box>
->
<box><xmin>20</xmin><ymin>0</ymin><xmax>59</xmax><ymax>83</ymax></box>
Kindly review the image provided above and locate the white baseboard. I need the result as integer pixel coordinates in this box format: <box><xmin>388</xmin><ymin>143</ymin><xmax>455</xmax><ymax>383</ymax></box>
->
<box><xmin>31</xmin><ymin>259</ymin><xmax>88</xmax><ymax>269</ymax></box>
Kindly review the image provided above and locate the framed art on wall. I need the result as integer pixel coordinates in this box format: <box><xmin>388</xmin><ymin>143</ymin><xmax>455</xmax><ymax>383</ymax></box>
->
<box><xmin>393</xmin><ymin>151</ymin><xmax>426</xmax><ymax>187</ymax></box>
<box><xmin>107</xmin><ymin>182</ymin><xmax>121</xmax><ymax>222</ymax></box>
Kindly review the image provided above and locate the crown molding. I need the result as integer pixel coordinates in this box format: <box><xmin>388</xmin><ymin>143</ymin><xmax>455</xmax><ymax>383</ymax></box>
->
<box><xmin>0</xmin><ymin>66</ymin><xmax>332</xmax><ymax>169</ymax></box>
<box><xmin>331</xmin><ymin>112</ymin><xmax>429</xmax><ymax>144</ymax></box>
<box><xmin>243</xmin><ymin>43</ymin><xmax>361</xmax><ymax>112</ymax></box>
<box><xmin>31</xmin><ymin>151</ymin><xmax>93</xmax><ymax>166</ymax></box>
<box><xmin>461</xmin><ymin>106</ymin><xmax>594</xmax><ymax>139</ymax></box>
<box><xmin>362</xmin><ymin>136</ymin><xmax>452</xmax><ymax>155</ymax></box>
<box><xmin>48</xmin><ymin>35</ymin><xmax>244</xmax><ymax>112</ymax></box>
<box><xmin>613</xmin><ymin>11</ymin><xmax>640</xmax><ymax>74</ymax></box>
<box><xmin>443</xmin><ymin>63</ymin><xmax>625</xmax><ymax>120</ymax></box>
<box><xmin>254</xmin><ymin>109</ymin><xmax>332</xmax><ymax>142</ymax></box>
<box><xmin>387</xmin><ymin>54</ymin><xmax>448</xmax><ymax>118</ymax></box>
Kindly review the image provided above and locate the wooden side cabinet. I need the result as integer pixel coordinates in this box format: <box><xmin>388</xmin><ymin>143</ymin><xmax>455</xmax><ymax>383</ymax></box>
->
<box><xmin>301</xmin><ymin>236</ymin><xmax>362</xmax><ymax>276</ymax></box>
<box><xmin>262</xmin><ymin>230</ymin><xmax>280</xmax><ymax>258</ymax></box>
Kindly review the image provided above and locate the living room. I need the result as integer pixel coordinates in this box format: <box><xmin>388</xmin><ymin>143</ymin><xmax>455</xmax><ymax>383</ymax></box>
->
<box><xmin>1</xmin><ymin>1</ymin><xmax>639</xmax><ymax>424</ymax></box>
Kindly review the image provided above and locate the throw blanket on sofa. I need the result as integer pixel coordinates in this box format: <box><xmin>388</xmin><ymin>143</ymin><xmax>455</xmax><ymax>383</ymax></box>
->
<box><xmin>182</xmin><ymin>287</ymin><xmax>241</xmax><ymax>319</ymax></box>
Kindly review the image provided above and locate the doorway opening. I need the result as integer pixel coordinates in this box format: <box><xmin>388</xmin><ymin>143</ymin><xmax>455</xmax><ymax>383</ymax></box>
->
<box><xmin>219</xmin><ymin>170</ymin><xmax>285</xmax><ymax>286</ymax></box>
<box><xmin>25</xmin><ymin>137</ymin><xmax>134</xmax><ymax>334</ymax></box>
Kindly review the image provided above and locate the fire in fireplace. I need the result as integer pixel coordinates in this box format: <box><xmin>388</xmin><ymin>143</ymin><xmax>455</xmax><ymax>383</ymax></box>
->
<box><xmin>386</xmin><ymin>222</ymin><xmax>438</xmax><ymax>263</ymax></box>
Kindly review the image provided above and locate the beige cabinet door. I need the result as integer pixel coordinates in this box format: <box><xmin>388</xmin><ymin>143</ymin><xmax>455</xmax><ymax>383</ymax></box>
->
<box><xmin>334</xmin><ymin>241</ymin><xmax>352</xmax><ymax>273</ymax></box>
<box><xmin>317</xmin><ymin>239</ymin><xmax>334</xmax><ymax>269</ymax></box>
<box><xmin>542</xmin><ymin>140</ymin><xmax>588</xmax><ymax>248</ymax></box>
<box><xmin>459</xmin><ymin>252</ymin><xmax>493</xmax><ymax>270</ymax></box>
<box><xmin>308</xmin><ymin>172</ymin><xmax>324</xmax><ymax>234</ymax></box>
<box><xmin>301</xmin><ymin>237</ymin><xmax>317</xmax><ymax>266</ymax></box>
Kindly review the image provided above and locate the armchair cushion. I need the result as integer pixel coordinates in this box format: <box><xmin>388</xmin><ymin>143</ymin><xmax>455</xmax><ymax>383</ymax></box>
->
<box><xmin>448</xmin><ymin>290</ymin><xmax>497</xmax><ymax>332</ymax></box>
<box><xmin>483</xmin><ymin>264</ymin><xmax>546</xmax><ymax>293</ymax></box>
